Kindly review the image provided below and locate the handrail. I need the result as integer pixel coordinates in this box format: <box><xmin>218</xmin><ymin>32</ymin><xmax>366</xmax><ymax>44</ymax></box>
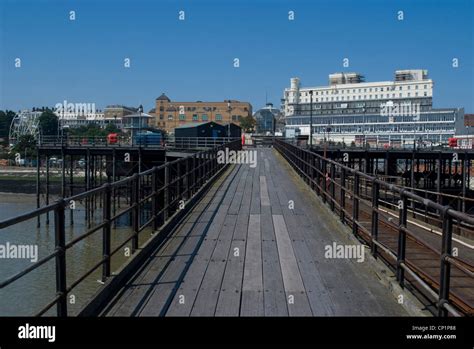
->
<box><xmin>0</xmin><ymin>139</ymin><xmax>241</xmax><ymax>316</ymax></box>
<box><xmin>37</xmin><ymin>135</ymin><xmax>241</xmax><ymax>149</ymax></box>
<box><xmin>274</xmin><ymin>138</ymin><xmax>474</xmax><ymax>317</ymax></box>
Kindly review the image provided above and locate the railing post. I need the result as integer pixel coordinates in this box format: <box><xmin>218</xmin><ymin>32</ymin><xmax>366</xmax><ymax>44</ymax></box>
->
<box><xmin>102</xmin><ymin>183</ymin><xmax>111</xmax><ymax>280</ymax></box>
<box><xmin>177</xmin><ymin>160</ymin><xmax>181</xmax><ymax>200</ymax></box>
<box><xmin>184</xmin><ymin>159</ymin><xmax>189</xmax><ymax>200</ymax></box>
<box><xmin>396</xmin><ymin>193</ymin><xmax>408</xmax><ymax>287</ymax></box>
<box><xmin>371</xmin><ymin>180</ymin><xmax>379</xmax><ymax>257</ymax></box>
<box><xmin>330</xmin><ymin>163</ymin><xmax>336</xmax><ymax>211</ymax></box>
<box><xmin>438</xmin><ymin>208</ymin><xmax>453</xmax><ymax>317</ymax></box>
<box><xmin>340</xmin><ymin>168</ymin><xmax>346</xmax><ymax>223</ymax></box>
<box><xmin>132</xmin><ymin>174</ymin><xmax>139</xmax><ymax>252</ymax></box>
<box><xmin>352</xmin><ymin>173</ymin><xmax>360</xmax><ymax>236</ymax></box>
<box><xmin>54</xmin><ymin>199</ymin><xmax>67</xmax><ymax>317</ymax></box>
<box><xmin>315</xmin><ymin>158</ymin><xmax>321</xmax><ymax>196</ymax></box>
<box><xmin>152</xmin><ymin>166</ymin><xmax>159</xmax><ymax>232</ymax></box>
<box><xmin>322</xmin><ymin>159</ymin><xmax>327</xmax><ymax>203</ymax></box>
<box><xmin>164</xmin><ymin>164</ymin><xmax>169</xmax><ymax>221</ymax></box>
<box><xmin>191</xmin><ymin>155</ymin><xmax>196</xmax><ymax>195</ymax></box>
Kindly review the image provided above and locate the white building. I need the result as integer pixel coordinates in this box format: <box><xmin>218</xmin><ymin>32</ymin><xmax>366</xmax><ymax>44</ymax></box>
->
<box><xmin>283</xmin><ymin>70</ymin><xmax>465</xmax><ymax>147</ymax></box>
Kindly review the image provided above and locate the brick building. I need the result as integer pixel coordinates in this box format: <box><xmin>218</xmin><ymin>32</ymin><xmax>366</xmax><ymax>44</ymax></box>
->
<box><xmin>149</xmin><ymin>93</ymin><xmax>252</xmax><ymax>133</ymax></box>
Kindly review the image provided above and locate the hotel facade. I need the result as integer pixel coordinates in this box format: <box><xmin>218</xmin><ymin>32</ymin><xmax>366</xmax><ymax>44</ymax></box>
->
<box><xmin>283</xmin><ymin>70</ymin><xmax>465</xmax><ymax>147</ymax></box>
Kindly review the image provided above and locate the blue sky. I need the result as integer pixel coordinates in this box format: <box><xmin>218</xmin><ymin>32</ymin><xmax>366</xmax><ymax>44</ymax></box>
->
<box><xmin>1</xmin><ymin>0</ymin><xmax>473</xmax><ymax>113</ymax></box>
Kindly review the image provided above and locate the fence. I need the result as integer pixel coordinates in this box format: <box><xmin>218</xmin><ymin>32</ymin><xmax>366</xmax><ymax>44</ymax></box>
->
<box><xmin>274</xmin><ymin>139</ymin><xmax>474</xmax><ymax>317</ymax></box>
<box><xmin>0</xmin><ymin>140</ymin><xmax>241</xmax><ymax>316</ymax></box>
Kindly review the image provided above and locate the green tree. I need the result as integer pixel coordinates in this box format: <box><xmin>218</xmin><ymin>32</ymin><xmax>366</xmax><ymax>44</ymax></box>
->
<box><xmin>0</xmin><ymin>110</ymin><xmax>16</xmax><ymax>143</ymax></box>
<box><xmin>68</xmin><ymin>123</ymin><xmax>123</xmax><ymax>138</ymax></box>
<box><xmin>239</xmin><ymin>115</ymin><xmax>256</xmax><ymax>133</ymax></box>
<box><xmin>10</xmin><ymin>134</ymin><xmax>36</xmax><ymax>158</ymax></box>
<box><xmin>38</xmin><ymin>110</ymin><xmax>59</xmax><ymax>136</ymax></box>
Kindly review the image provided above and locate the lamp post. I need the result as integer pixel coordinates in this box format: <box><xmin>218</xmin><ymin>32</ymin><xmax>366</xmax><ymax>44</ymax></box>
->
<box><xmin>309</xmin><ymin>90</ymin><xmax>313</xmax><ymax>148</ymax></box>
<box><xmin>227</xmin><ymin>102</ymin><xmax>232</xmax><ymax>142</ymax></box>
<box><xmin>138</xmin><ymin>104</ymin><xmax>143</xmax><ymax>146</ymax></box>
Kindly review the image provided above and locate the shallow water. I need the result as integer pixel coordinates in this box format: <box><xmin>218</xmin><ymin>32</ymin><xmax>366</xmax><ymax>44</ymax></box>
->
<box><xmin>0</xmin><ymin>192</ymin><xmax>151</xmax><ymax>316</ymax></box>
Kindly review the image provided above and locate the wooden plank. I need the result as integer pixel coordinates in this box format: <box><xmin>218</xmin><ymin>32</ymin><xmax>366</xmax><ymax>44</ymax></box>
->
<box><xmin>190</xmin><ymin>215</ymin><xmax>236</xmax><ymax>316</ymax></box>
<box><xmin>241</xmin><ymin>214</ymin><xmax>264</xmax><ymax>316</ymax></box>
<box><xmin>250</xmin><ymin>166</ymin><xmax>261</xmax><ymax>215</ymax></box>
<box><xmin>228</xmin><ymin>168</ymin><xmax>248</xmax><ymax>215</ymax></box>
<box><xmin>215</xmin><ymin>240</ymin><xmax>246</xmax><ymax>316</ymax></box>
<box><xmin>272</xmin><ymin>214</ymin><xmax>312</xmax><ymax>316</ymax></box>
<box><xmin>165</xmin><ymin>171</ymin><xmax>243</xmax><ymax>316</ymax></box>
<box><xmin>113</xmin><ymin>164</ymin><xmax>240</xmax><ymax>316</ymax></box>
<box><xmin>262</xmin><ymin>240</ymin><xmax>288</xmax><ymax>316</ymax></box>
<box><xmin>259</xmin><ymin>176</ymin><xmax>271</xmax><ymax>206</ymax></box>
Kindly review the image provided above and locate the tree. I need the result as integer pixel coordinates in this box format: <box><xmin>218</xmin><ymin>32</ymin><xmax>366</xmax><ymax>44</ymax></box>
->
<box><xmin>38</xmin><ymin>110</ymin><xmax>59</xmax><ymax>136</ymax></box>
<box><xmin>239</xmin><ymin>115</ymin><xmax>256</xmax><ymax>133</ymax></box>
<box><xmin>10</xmin><ymin>134</ymin><xmax>36</xmax><ymax>158</ymax></box>
<box><xmin>0</xmin><ymin>110</ymin><xmax>16</xmax><ymax>143</ymax></box>
<box><xmin>68</xmin><ymin>123</ymin><xmax>123</xmax><ymax>138</ymax></box>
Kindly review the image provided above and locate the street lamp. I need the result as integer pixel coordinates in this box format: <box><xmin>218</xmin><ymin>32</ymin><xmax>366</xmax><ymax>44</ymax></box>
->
<box><xmin>309</xmin><ymin>91</ymin><xmax>313</xmax><ymax>148</ymax></box>
<box><xmin>227</xmin><ymin>102</ymin><xmax>232</xmax><ymax>142</ymax></box>
<box><xmin>138</xmin><ymin>104</ymin><xmax>143</xmax><ymax>146</ymax></box>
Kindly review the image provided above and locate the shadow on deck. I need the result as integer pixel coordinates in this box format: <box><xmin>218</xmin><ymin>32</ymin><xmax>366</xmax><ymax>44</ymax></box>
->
<box><xmin>101</xmin><ymin>148</ymin><xmax>408</xmax><ymax>316</ymax></box>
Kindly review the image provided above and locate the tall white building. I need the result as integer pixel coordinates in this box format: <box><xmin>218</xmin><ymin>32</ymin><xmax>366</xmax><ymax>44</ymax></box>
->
<box><xmin>283</xmin><ymin>70</ymin><xmax>464</xmax><ymax>147</ymax></box>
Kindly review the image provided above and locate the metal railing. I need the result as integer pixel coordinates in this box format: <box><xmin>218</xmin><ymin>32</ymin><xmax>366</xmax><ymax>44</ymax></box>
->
<box><xmin>274</xmin><ymin>139</ymin><xmax>474</xmax><ymax>317</ymax></box>
<box><xmin>37</xmin><ymin>135</ymin><xmax>240</xmax><ymax>149</ymax></box>
<box><xmin>0</xmin><ymin>140</ymin><xmax>241</xmax><ymax>316</ymax></box>
<box><xmin>166</xmin><ymin>137</ymin><xmax>240</xmax><ymax>149</ymax></box>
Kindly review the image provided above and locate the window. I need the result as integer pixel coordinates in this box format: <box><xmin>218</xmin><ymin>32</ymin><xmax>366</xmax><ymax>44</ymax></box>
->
<box><xmin>159</xmin><ymin>114</ymin><xmax>164</xmax><ymax>120</ymax></box>
<box><xmin>179</xmin><ymin>114</ymin><xmax>185</xmax><ymax>121</ymax></box>
<box><xmin>202</xmin><ymin>114</ymin><xmax>208</xmax><ymax>121</ymax></box>
<box><xmin>399</xmin><ymin>86</ymin><xmax>402</xmax><ymax>90</ymax></box>
<box><xmin>232</xmin><ymin>115</ymin><xmax>238</xmax><ymax>121</ymax></box>
<box><xmin>415</xmin><ymin>85</ymin><xmax>419</xmax><ymax>89</ymax></box>
<box><xmin>168</xmin><ymin>115</ymin><xmax>173</xmax><ymax>120</ymax></box>
<box><xmin>407</xmin><ymin>92</ymin><xmax>411</xmax><ymax>97</ymax></box>
<box><xmin>424</xmin><ymin>92</ymin><xmax>427</xmax><ymax>97</ymax></box>
<box><xmin>192</xmin><ymin>114</ymin><xmax>198</xmax><ymax>121</ymax></box>
<box><xmin>407</xmin><ymin>85</ymin><xmax>411</xmax><ymax>90</ymax></box>
<box><xmin>215</xmin><ymin>114</ymin><xmax>222</xmax><ymax>121</ymax></box>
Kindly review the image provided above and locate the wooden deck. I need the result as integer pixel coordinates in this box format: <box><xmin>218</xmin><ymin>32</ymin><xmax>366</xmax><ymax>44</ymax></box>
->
<box><xmin>102</xmin><ymin>148</ymin><xmax>408</xmax><ymax>316</ymax></box>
